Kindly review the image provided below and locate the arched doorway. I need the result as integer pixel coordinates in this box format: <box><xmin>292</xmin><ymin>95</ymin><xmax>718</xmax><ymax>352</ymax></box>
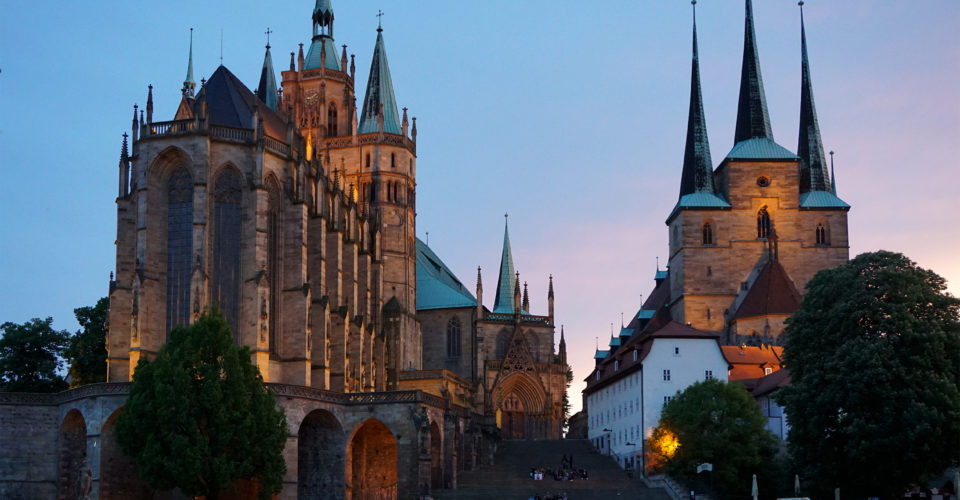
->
<box><xmin>298</xmin><ymin>409</ymin><xmax>346</xmax><ymax>500</ymax></box>
<box><xmin>57</xmin><ymin>409</ymin><xmax>86</xmax><ymax>500</ymax></box>
<box><xmin>430</xmin><ymin>421</ymin><xmax>442</xmax><ymax>490</ymax></box>
<box><xmin>501</xmin><ymin>393</ymin><xmax>525</xmax><ymax>439</ymax></box>
<box><xmin>99</xmin><ymin>408</ymin><xmax>152</xmax><ymax>499</ymax></box>
<box><xmin>346</xmin><ymin>418</ymin><xmax>397</xmax><ymax>500</ymax></box>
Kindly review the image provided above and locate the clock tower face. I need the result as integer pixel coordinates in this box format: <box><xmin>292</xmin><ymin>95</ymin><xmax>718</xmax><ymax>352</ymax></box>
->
<box><xmin>305</xmin><ymin>89</ymin><xmax>319</xmax><ymax>106</ymax></box>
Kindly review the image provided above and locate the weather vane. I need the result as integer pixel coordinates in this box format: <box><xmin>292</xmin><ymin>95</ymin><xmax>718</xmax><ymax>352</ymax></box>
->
<box><xmin>265</xmin><ymin>27</ymin><xmax>273</xmax><ymax>47</ymax></box>
<box><xmin>377</xmin><ymin>9</ymin><xmax>384</xmax><ymax>29</ymax></box>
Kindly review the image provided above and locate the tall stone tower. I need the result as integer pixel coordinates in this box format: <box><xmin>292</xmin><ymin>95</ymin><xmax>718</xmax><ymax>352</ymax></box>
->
<box><xmin>666</xmin><ymin>0</ymin><xmax>850</xmax><ymax>344</ymax></box>
<box><xmin>279</xmin><ymin>0</ymin><xmax>421</xmax><ymax>386</ymax></box>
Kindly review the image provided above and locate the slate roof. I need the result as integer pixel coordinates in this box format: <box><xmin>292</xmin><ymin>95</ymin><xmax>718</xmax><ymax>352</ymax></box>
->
<box><xmin>415</xmin><ymin>238</ymin><xmax>476</xmax><ymax>311</ymax></box>
<box><xmin>798</xmin><ymin>190</ymin><xmax>850</xmax><ymax>209</ymax></box>
<box><xmin>196</xmin><ymin>65</ymin><xmax>288</xmax><ymax>140</ymax></box>
<box><xmin>678</xmin><ymin>8</ymin><xmax>715</xmax><ymax>202</ymax></box>
<box><xmin>256</xmin><ymin>45</ymin><xmax>278</xmax><ymax>111</ymax></box>
<box><xmin>732</xmin><ymin>259</ymin><xmax>802</xmax><ymax>320</ymax></box>
<box><xmin>726</xmin><ymin>137</ymin><xmax>798</xmax><ymax>161</ymax></box>
<box><xmin>734</xmin><ymin>0</ymin><xmax>774</xmax><ymax>144</ymax></box>
<box><xmin>797</xmin><ymin>5</ymin><xmax>831</xmax><ymax>194</ymax></box>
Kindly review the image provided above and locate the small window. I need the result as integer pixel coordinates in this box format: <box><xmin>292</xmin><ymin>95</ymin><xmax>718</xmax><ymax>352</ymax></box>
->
<box><xmin>663</xmin><ymin>395</ymin><xmax>673</xmax><ymax>405</ymax></box>
<box><xmin>705</xmin><ymin>370</ymin><xmax>714</xmax><ymax>380</ymax></box>
<box><xmin>391</xmin><ymin>153</ymin><xmax>396</xmax><ymax>168</ymax></box>
<box><xmin>663</xmin><ymin>369</ymin><xmax>671</xmax><ymax>381</ymax></box>
<box><xmin>365</xmin><ymin>153</ymin><xmax>371</xmax><ymax>168</ymax></box>
<box><xmin>702</xmin><ymin>222</ymin><xmax>714</xmax><ymax>245</ymax></box>
<box><xmin>674</xmin><ymin>346</ymin><xmax>680</xmax><ymax>356</ymax></box>
<box><xmin>707</xmin><ymin>266</ymin><xmax>712</xmax><ymax>277</ymax></box>
<box><xmin>596</xmin><ymin>371</ymin><xmax>600</xmax><ymax>381</ymax></box>
<box><xmin>633</xmin><ymin>350</ymin><xmax>638</xmax><ymax>361</ymax></box>
<box><xmin>614</xmin><ymin>360</ymin><xmax>619</xmax><ymax>371</ymax></box>
<box><xmin>707</xmin><ymin>308</ymin><xmax>711</xmax><ymax>320</ymax></box>
<box><xmin>764</xmin><ymin>367</ymin><xmax>773</xmax><ymax>375</ymax></box>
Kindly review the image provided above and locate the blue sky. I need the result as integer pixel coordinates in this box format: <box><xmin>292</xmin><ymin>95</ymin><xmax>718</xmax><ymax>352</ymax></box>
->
<box><xmin>1</xmin><ymin>1</ymin><xmax>958</xmax><ymax>412</ymax></box>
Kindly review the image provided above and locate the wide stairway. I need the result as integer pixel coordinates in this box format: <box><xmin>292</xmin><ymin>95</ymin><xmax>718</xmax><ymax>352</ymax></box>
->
<box><xmin>433</xmin><ymin>439</ymin><xmax>671</xmax><ymax>500</ymax></box>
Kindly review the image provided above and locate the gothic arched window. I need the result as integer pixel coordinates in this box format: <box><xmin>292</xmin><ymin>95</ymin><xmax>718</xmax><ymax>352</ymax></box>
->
<box><xmin>757</xmin><ymin>207</ymin><xmax>771</xmax><ymax>239</ymax></box>
<box><xmin>266</xmin><ymin>177</ymin><xmax>282</xmax><ymax>356</ymax></box>
<box><xmin>327</xmin><ymin>102</ymin><xmax>338</xmax><ymax>137</ymax></box>
<box><xmin>815</xmin><ymin>223</ymin><xmax>828</xmax><ymax>245</ymax></box>
<box><xmin>446</xmin><ymin>317</ymin><xmax>461</xmax><ymax>359</ymax></box>
<box><xmin>166</xmin><ymin>167</ymin><xmax>193</xmax><ymax>336</ymax></box>
<box><xmin>390</xmin><ymin>153</ymin><xmax>396</xmax><ymax>169</ymax></box>
<box><xmin>702</xmin><ymin>222</ymin><xmax>714</xmax><ymax>245</ymax></box>
<box><xmin>213</xmin><ymin>168</ymin><xmax>243</xmax><ymax>339</ymax></box>
<box><xmin>365</xmin><ymin>153</ymin><xmax>370</xmax><ymax>169</ymax></box>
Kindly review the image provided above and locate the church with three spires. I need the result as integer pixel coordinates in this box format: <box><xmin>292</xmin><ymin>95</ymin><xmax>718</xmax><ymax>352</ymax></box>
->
<box><xmin>584</xmin><ymin>0</ymin><xmax>851</xmax><ymax>470</ymax></box>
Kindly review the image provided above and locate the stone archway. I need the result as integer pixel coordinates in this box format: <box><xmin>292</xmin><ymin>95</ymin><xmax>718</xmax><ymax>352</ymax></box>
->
<box><xmin>429</xmin><ymin>421</ymin><xmax>442</xmax><ymax>490</ymax></box>
<box><xmin>57</xmin><ymin>409</ymin><xmax>87</xmax><ymax>500</ymax></box>
<box><xmin>346</xmin><ymin>418</ymin><xmax>398</xmax><ymax>500</ymax></box>
<box><xmin>99</xmin><ymin>408</ymin><xmax>152</xmax><ymax>499</ymax></box>
<box><xmin>492</xmin><ymin>372</ymin><xmax>547</xmax><ymax>440</ymax></box>
<box><xmin>298</xmin><ymin>409</ymin><xmax>346</xmax><ymax>500</ymax></box>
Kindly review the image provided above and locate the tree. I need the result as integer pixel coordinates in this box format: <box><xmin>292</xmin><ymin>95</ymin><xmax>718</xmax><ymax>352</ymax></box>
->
<box><xmin>777</xmin><ymin>251</ymin><xmax>960</xmax><ymax>498</ymax></box>
<box><xmin>646</xmin><ymin>379</ymin><xmax>780</xmax><ymax>498</ymax></box>
<box><xmin>64</xmin><ymin>297</ymin><xmax>108</xmax><ymax>387</ymax></box>
<box><xmin>0</xmin><ymin>317</ymin><xmax>70</xmax><ymax>392</ymax></box>
<box><xmin>114</xmin><ymin>312</ymin><xmax>288</xmax><ymax>499</ymax></box>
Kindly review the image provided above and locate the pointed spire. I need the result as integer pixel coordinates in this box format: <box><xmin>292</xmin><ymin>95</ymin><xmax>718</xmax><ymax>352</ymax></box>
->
<box><xmin>679</xmin><ymin>1</ymin><xmax>715</xmax><ymax>199</ymax></box>
<box><xmin>559</xmin><ymin>325</ymin><xmax>567</xmax><ymax>365</ymax></box>
<box><xmin>358</xmin><ymin>25</ymin><xmax>402</xmax><ymax>135</ymax></box>
<box><xmin>305</xmin><ymin>0</ymin><xmax>340</xmax><ymax>70</ymax></box>
<box><xmin>118</xmin><ymin>133</ymin><xmax>130</xmax><ymax>198</ymax></box>
<box><xmin>829</xmin><ymin>150</ymin><xmax>837</xmax><ymax>194</ymax></box>
<box><xmin>522</xmin><ymin>281</ymin><xmax>530</xmax><ymax>313</ymax></box>
<box><xmin>131</xmin><ymin>104</ymin><xmax>139</xmax><ymax>142</ymax></box>
<box><xmin>797</xmin><ymin>1</ymin><xmax>830</xmax><ymax>193</ymax></box>
<box><xmin>257</xmin><ymin>32</ymin><xmax>279</xmax><ymax>111</ymax></box>
<box><xmin>734</xmin><ymin>0</ymin><xmax>773</xmax><ymax>144</ymax></box>
<box><xmin>548</xmin><ymin>274</ymin><xmax>554</xmax><ymax>299</ymax></box>
<box><xmin>513</xmin><ymin>272</ymin><xmax>522</xmax><ymax>315</ymax></box>
<box><xmin>477</xmin><ymin>266</ymin><xmax>483</xmax><ymax>291</ymax></box>
<box><xmin>146</xmin><ymin>85</ymin><xmax>154</xmax><ymax>124</ymax></box>
<box><xmin>493</xmin><ymin>214</ymin><xmax>518</xmax><ymax>314</ymax></box>
<box><xmin>183</xmin><ymin>28</ymin><xmax>196</xmax><ymax>98</ymax></box>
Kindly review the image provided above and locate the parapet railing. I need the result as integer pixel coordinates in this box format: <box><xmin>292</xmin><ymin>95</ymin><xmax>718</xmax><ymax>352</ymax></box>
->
<box><xmin>482</xmin><ymin>313</ymin><xmax>552</xmax><ymax>325</ymax></box>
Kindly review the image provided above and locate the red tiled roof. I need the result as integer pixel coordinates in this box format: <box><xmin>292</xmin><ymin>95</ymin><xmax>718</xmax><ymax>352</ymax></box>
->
<box><xmin>722</xmin><ymin>345</ymin><xmax>784</xmax><ymax>381</ymax></box>
<box><xmin>733</xmin><ymin>258</ymin><xmax>802</xmax><ymax>320</ymax></box>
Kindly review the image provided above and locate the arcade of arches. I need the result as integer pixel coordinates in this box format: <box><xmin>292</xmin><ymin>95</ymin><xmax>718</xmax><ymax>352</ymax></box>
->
<box><xmin>4</xmin><ymin>386</ymin><xmax>498</xmax><ymax>500</ymax></box>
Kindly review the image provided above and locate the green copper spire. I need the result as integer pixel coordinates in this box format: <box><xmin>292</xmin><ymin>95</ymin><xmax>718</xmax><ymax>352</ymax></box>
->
<box><xmin>183</xmin><ymin>28</ymin><xmax>196</xmax><ymax>98</ymax></box>
<box><xmin>797</xmin><ymin>2</ymin><xmax>830</xmax><ymax>193</ymax></box>
<box><xmin>830</xmin><ymin>150</ymin><xmax>837</xmax><ymax>194</ymax></box>
<box><xmin>734</xmin><ymin>0</ymin><xmax>773</xmax><ymax>144</ymax></box>
<box><xmin>305</xmin><ymin>0</ymin><xmax>341</xmax><ymax>70</ymax></box>
<box><xmin>257</xmin><ymin>31</ymin><xmax>278</xmax><ymax>111</ymax></box>
<box><xmin>679</xmin><ymin>1</ymin><xmax>714</xmax><ymax>199</ymax></box>
<box><xmin>358</xmin><ymin>26</ymin><xmax>402</xmax><ymax>135</ymax></box>
<box><xmin>492</xmin><ymin>215</ymin><xmax>518</xmax><ymax>314</ymax></box>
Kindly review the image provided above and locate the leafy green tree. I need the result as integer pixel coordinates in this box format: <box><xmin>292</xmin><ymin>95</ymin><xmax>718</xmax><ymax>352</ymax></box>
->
<box><xmin>115</xmin><ymin>312</ymin><xmax>288</xmax><ymax>500</ymax></box>
<box><xmin>0</xmin><ymin>317</ymin><xmax>69</xmax><ymax>392</ymax></box>
<box><xmin>646</xmin><ymin>379</ymin><xmax>780</xmax><ymax>498</ymax></box>
<box><xmin>777</xmin><ymin>251</ymin><xmax>960</xmax><ymax>498</ymax></box>
<box><xmin>64</xmin><ymin>297</ymin><xmax>108</xmax><ymax>387</ymax></box>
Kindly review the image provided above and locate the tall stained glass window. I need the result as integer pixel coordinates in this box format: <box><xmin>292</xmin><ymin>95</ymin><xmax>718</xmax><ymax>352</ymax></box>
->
<box><xmin>166</xmin><ymin>167</ymin><xmax>193</xmax><ymax>336</ymax></box>
<box><xmin>446</xmin><ymin>317</ymin><xmax>461</xmax><ymax>359</ymax></box>
<box><xmin>267</xmin><ymin>178</ymin><xmax>282</xmax><ymax>356</ymax></box>
<box><xmin>213</xmin><ymin>169</ymin><xmax>242</xmax><ymax>339</ymax></box>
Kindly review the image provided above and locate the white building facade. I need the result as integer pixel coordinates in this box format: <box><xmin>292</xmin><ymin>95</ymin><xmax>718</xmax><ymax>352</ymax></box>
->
<box><xmin>585</xmin><ymin>322</ymin><xmax>730</xmax><ymax>471</ymax></box>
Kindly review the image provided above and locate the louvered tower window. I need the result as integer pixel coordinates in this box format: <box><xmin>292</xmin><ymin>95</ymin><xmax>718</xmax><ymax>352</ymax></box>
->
<box><xmin>166</xmin><ymin>167</ymin><xmax>193</xmax><ymax>337</ymax></box>
<box><xmin>446</xmin><ymin>317</ymin><xmax>461</xmax><ymax>359</ymax></box>
<box><xmin>213</xmin><ymin>168</ymin><xmax>242</xmax><ymax>340</ymax></box>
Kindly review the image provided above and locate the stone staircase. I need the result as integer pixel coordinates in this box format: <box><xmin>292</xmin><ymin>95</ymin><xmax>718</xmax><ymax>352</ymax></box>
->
<box><xmin>433</xmin><ymin>439</ymin><xmax>671</xmax><ymax>500</ymax></box>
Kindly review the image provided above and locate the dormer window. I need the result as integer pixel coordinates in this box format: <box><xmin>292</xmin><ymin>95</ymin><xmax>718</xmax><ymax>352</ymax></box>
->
<box><xmin>633</xmin><ymin>350</ymin><xmax>638</xmax><ymax>362</ymax></box>
<box><xmin>614</xmin><ymin>360</ymin><xmax>620</xmax><ymax>371</ymax></box>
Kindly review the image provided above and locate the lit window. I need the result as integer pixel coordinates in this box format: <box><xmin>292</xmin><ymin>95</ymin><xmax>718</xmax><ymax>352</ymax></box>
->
<box><xmin>757</xmin><ymin>207</ymin><xmax>772</xmax><ymax>239</ymax></box>
<box><xmin>764</xmin><ymin>367</ymin><xmax>773</xmax><ymax>375</ymax></box>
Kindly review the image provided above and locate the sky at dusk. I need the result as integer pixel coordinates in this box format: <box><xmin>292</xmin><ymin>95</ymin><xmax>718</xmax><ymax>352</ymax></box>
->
<box><xmin>1</xmin><ymin>1</ymin><xmax>958</xmax><ymax>413</ymax></box>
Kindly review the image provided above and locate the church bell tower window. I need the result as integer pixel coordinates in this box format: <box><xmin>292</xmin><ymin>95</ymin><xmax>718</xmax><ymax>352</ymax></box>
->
<box><xmin>757</xmin><ymin>207</ymin><xmax>771</xmax><ymax>239</ymax></box>
<box><xmin>815</xmin><ymin>222</ymin><xmax>828</xmax><ymax>245</ymax></box>
<box><xmin>327</xmin><ymin>103</ymin><xmax>338</xmax><ymax>137</ymax></box>
<box><xmin>446</xmin><ymin>317</ymin><xmax>461</xmax><ymax>359</ymax></box>
<box><xmin>702</xmin><ymin>222</ymin><xmax>714</xmax><ymax>245</ymax></box>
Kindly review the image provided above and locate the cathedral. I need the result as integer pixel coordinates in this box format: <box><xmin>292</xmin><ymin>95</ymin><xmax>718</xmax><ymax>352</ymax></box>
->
<box><xmin>0</xmin><ymin>1</ymin><xmax>570</xmax><ymax>499</ymax></box>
